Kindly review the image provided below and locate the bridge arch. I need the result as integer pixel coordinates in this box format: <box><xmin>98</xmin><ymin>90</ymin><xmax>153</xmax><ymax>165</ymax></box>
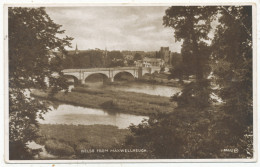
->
<box><xmin>113</xmin><ymin>71</ymin><xmax>135</xmax><ymax>81</ymax></box>
<box><xmin>142</xmin><ymin>73</ymin><xmax>151</xmax><ymax>77</ymax></box>
<box><xmin>141</xmin><ymin>67</ymin><xmax>152</xmax><ymax>76</ymax></box>
<box><xmin>84</xmin><ymin>73</ymin><xmax>109</xmax><ymax>83</ymax></box>
<box><xmin>114</xmin><ymin>70</ymin><xmax>135</xmax><ymax>77</ymax></box>
<box><xmin>64</xmin><ymin>75</ymin><xmax>79</xmax><ymax>85</ymax></box>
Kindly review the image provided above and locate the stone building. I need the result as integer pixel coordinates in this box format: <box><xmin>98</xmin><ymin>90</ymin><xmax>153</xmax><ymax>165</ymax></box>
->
<box><xmin>134</xmin><ymin>57</ymin><xmax>164</xmax><ymax>68</ymax></box>
<box><xmin>143</xmin><ymin>57</ymin><xmax>164</xmax><ymax>67</ymax></box>
<box><xmin>159</xmin><ymin>47</ymin><xmax>171</xmax><ymax>66</ymax></box>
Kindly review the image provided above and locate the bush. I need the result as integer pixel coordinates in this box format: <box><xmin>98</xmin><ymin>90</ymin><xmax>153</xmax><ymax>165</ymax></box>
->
<box><xmin>100</xmin><ymin>100</ymin><xmax>117</xmax><ymax>109</ymax></box>
<box><xmin>45</xmin><ymin>140</ymin><xmax>75</xmax><ymax>156</ymax></box>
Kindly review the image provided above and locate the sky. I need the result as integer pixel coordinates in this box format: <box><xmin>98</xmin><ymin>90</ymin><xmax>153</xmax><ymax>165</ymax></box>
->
<box><xmin>45</xmin><ymin>6</ymin><xmax>182</xmax><ymax>52</ymax></box>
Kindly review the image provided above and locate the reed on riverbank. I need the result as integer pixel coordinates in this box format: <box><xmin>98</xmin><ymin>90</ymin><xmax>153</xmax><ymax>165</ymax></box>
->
<box><xmin>32</xmin><ymin>87</ymin><xmax>177</xmax><ymax>116</ymax></box>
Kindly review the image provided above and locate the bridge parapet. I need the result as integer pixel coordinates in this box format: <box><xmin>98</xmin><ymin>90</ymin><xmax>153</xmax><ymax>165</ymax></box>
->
<box><xmin>62</xmin><ymin>67</ymin><xmax>150</xmax><ymax>84</ymax></box>
<box><xmin>62</xmin><ymin>67</ymin><xmax>139</xmax><ymax>73</ymax></box>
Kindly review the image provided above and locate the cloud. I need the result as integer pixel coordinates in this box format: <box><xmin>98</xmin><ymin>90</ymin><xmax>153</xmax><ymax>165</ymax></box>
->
<box><xmin>46</xmin><ymin>6</ymin><xmax>181</xmax><ymax>52</ymax></box>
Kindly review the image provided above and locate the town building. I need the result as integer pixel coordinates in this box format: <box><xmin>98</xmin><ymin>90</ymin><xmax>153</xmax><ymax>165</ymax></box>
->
<box><xmin>135</xmin><ymin>57</ymin><xmax>164</xmax><ymax>68</ymax></box>
<box><xmin>134</xmin><ymin>60</ymin><xmax>143</xmax><ymax>67</ymax></box>
<box><xmin>143</xmin><ymin>57</ymin><xmax>165</xmax><ymax>67</ymax></box>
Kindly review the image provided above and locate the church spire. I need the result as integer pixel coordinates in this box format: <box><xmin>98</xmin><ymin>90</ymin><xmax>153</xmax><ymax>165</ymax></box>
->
<box><xmin>75</xmin><ymin>44</ymin><xmax>79</xmax><ymax>55</ymax></box>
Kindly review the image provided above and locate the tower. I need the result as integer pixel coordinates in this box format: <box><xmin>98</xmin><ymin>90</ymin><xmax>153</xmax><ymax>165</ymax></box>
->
<box><xmin>160</xmin><ymin>47</ymin><xmax>171</xmax><ymax>66</ymax></box>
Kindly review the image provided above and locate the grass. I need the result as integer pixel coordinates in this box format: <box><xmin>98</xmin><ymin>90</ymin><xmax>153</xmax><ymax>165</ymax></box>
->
<box><xmin>139</xmin><ymin>73</ymin><xmax>183</xmax><ymax>87</ymax></box>
<box><xmin>32</xmin><ymin>86</ymin><xmax>177</xmax><ymax>116</ymax></box>
<box><xmin>36</xmin><ymin>124</ymin><xmax>130</xmax><ymax>158</ymax></box>
<box><xmin>36</xmin><ymin>124</ymin><xmax>152</xmax><ymax>159</ymax></box>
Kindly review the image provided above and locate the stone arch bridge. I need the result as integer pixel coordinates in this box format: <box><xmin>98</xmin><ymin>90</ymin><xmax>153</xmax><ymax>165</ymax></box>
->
<box><xmin>62</xmin><ymin>67</ymin><xmax>152</xmax><ymax>84</ymax></box>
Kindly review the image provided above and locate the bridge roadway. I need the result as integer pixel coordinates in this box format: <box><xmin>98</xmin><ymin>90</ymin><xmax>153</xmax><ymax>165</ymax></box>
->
<box><xmin>62</xmin><ymin>67</ymin><xmax>153</xmax><ymax>84</ymax></box>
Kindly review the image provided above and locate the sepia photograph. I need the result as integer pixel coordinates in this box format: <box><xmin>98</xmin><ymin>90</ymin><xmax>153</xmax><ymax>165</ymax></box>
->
<box><xmin>4</xmin><ymin>2</ymin><xmax>257</xmax><ymax>163</ymax></box>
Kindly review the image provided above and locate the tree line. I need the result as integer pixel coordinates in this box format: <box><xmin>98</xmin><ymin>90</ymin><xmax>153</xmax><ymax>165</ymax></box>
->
<box><xmin>62</xmin><ymin>50</ymin><xmax>147</xmax><ymax>69</ymax></box>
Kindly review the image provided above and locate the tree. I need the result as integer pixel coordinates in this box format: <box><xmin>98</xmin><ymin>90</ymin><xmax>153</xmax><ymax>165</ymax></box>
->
<box><xmin>155</xmin><ymin>51</ymin><xmax>161</xmax><ymax>59</ymax></box>
<box><xmin>134</xmin><ymin>53</ymin><xmax>142</xmax><ymax>61</ymax></box>
<box><xmin>163</xmin><ymin>6</ymin><xmax>216</xmax><ymax>81</ymax></box>
<box><xmin>62</xmin><ymin>50</ymin><xmax>105</xmax><ymax>69</ymax></box>
<box><xmin>88</xmin><ymin>50</ymin><xmax>104</xmax><ymax>68</ymax></box>
<box><xmin>168</xmin><ymin>52</ymin><xmax>184</xmax><ymax>83</ymax></box>
<box><xmin>127</xmin><ymin>59</ymin><xmax>135</xmax><ymax>66</ymax></box>
<box><xmin>163</xmin><ymin>6</ymin><xmax>217</xmax><ymax>108</ymax></box>
<box><xmin>125</xmin><ymin>6</ymin><xmax>253</xmax><ymax>159</ymax></box>
<box><xmin>168</xmin><ymin>63</ymin><xmax>184</xmax><ymax>83</ymax></box>
<box><xmin>109</xmin><ymin>59</ymin><xmax>124</xmax><ymax>67</ymax></box>
<box><xmin>106</xmin><ymin>51</ymin><xmax>124</xmax><ymax>67</ymax></box>
<box><xmin>210</xmin><ymin>6</ymin><xmax>253</xmax><ymax>157</ymax></box>
<box><xmin>9</xmin><ymin>7</ymin><xmax>73</xmax><ymax>159</ymax></box>
<box><xmin>170</xmin><ymin>52</ymin><xmax>182</xmax><ymax>67</ymax></box>
<box><xmin>125</xmin><ymin>7</ymin><xmax>218</xmax><ymax>159</ymax></box>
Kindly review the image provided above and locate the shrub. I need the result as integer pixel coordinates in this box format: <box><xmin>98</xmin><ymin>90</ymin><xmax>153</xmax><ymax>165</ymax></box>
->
<box><xmin>100</xmin><ymin>100</ymin><xmax>117</xmax><ymax>109</ymax></box>
<box><xmin>45</xmin><ymin>140</ymin><xmax>75</xmax><ymax>156</ymax></box>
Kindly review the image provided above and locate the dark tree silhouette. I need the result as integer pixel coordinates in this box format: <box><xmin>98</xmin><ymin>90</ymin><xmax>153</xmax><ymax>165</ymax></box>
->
<box><xmin>134</xmin><ymin>53</ymin><xmax>142</xmax><ymax>61</ymax></box>
<box><xmin>163</xmin><ymin>6</ymin><xmax>217</xmax><ymax>108</ymax></box>
<box><xmin>9</xmin><ymin>7</ymin><xmax>73</xmax><ymax>159</ymax></box>
<box><xmin>126</xmin><ymin>6</ymin><xmax>253</xmax><ymax>159</ymax></box>
<box><xmin>210</xmin><ymin>6</ymin><xmax>253</xmax><ymax>157</ymax></box>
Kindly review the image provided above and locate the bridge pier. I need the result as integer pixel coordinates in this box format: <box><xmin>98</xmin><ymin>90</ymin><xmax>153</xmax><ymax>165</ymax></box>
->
<box><xmin>110</xmin><ymin>77</ymin><xmax>114</xmax><ymax>82</ymax></box>
<box><xmin>80</xmin><ymin>79</ymin><xmax>85</xmax><ymax>84</ymax></box>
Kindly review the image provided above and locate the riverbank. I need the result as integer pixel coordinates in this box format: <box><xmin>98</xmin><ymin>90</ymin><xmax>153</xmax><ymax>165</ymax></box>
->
<box><xmin>32</xmin><ymin>86</ymin><xmax>177</xmax><ymax>116</ymax></box>
<box><xmin>138</xmin><ymin>72</ymin><xmax>183</xmax><ymax>87</ymax></box>
<box><xmin>105</xmin><ymin>79</ymin><xmax>182</xmax><ymax>88</ymax></box>
<box><xmin>35</xmin><ymin>124</ymin><xmax>130</xmax><ymax>159</ymax></box>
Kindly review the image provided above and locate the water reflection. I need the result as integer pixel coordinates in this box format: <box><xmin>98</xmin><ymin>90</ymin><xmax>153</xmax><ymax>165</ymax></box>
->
<box><xmin>74</xmin><ymin>81</ymin><xmax>181</xmax><ymax>97</ymax></box>
<box><xmin>40</xmin><ymin>81</ymin><xmax>180</xmax><ymax>130</ymax></box>
<box><xmin>38</xmin><ymin>104</ymin><xmax>148</xmax><ymax>129</ymax></box>
<box><xmin>103</xmin><ymin>82</ymin><xmax>181</xmax><ymax>97</ymax></box>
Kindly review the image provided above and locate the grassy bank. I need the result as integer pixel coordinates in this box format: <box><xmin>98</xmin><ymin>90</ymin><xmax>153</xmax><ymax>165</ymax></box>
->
<box><xmin>137</xmin><ymin>72</ymin><xmax>192</xmax><ymax>87</ymax></box>
<box><xmin>32</xmin><ymin>87</ymin><xmax>177</xmax><ymax>116</ymax></box>
<box><xmin>36</xmin><ymin>124</ymin><xmax>130</xmax><ymax>158</ymax></box>
<box><xmin>139</xmin><ymin>72</ymin><xmax>182</xmax><ymax>87</ymax></box>
<box><xmin>105</xmin><ymin>79</ymin><xmax>182</xmax><ymax>88</ymax></box>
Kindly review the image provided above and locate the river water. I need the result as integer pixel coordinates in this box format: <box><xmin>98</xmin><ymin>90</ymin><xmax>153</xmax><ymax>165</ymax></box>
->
<box><xmin>31</xmin><ymin>82</ymin><xmax>180</xmax><ymax>157</ymax></box>
<box><xmin>38</xmin><ymin>104</ymin><xmax>148</xmax><ymax>129</ymax></box>
<box><xmin>40</xmin><ymin>82</ymin><xmax>181</xmax><ymax>129</ymax></box>
<box><xmin>102</xmin><ymin>82</ymin><xmax>181</xmax><ymax>97</ymax></box>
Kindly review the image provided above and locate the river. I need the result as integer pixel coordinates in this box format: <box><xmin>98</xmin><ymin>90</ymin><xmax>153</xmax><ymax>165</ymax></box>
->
<box><xmin>80</xmin><ymin>81</ymin><xmax>181</xmax><ymax>97</ymax></box>
<box><xmin>103</xmin><ymin>82</ymin><xmax>181</xmax><ymax>97</ymax></box>
<box><xmin>31</xmin><ymin>81</ymin><xmax>181</xmax><ymax>157</ymax></box>
<box><xmin>40</xmin><ymin>82</ymin><xmax>181</xmax><ymax>129</ymax></box>
<box><xmin>38</xmin><ymin>104</ymin><xmax>148</xmax><ymax>129</ymax></box>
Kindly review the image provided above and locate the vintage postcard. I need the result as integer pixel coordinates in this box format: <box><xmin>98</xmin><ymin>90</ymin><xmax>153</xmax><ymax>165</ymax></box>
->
<box><xmin>4</xmin><ymin>0</ymin><xmax>258</xmax><ymax>164</ymax></box>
